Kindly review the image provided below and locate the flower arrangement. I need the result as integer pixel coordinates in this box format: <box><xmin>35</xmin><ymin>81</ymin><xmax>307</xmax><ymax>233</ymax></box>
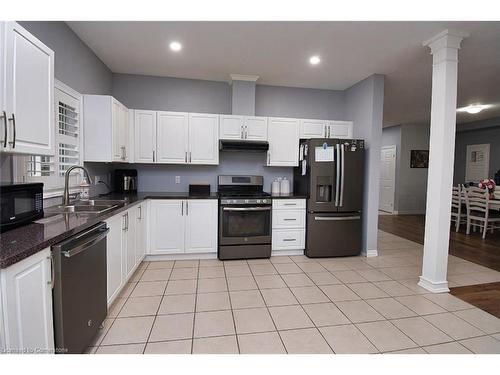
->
<box><xmin>478</xmin><ymin>178</ymin><xmax>496</xmax><ymax>199</ymax></box>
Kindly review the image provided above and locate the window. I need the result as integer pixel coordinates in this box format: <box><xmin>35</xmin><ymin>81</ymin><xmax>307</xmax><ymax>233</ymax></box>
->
<box><xmin>26</xmin><ymin>81</ymin><xmax>83</xmax><ymax>195</ymax></box>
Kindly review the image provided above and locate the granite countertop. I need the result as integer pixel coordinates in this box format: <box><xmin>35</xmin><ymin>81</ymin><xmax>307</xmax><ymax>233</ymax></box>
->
<box><xmin>0</xmin><ymin>191</ymin><xmax>218</xmax><ymax>269</ymax></box>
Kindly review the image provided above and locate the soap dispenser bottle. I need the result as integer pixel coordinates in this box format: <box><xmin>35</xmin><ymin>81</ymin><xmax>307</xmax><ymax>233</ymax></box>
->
<box><xmin>80</xmin><ymin>176</ymin><xmax>90</xmax><ymax>201</ymax></box>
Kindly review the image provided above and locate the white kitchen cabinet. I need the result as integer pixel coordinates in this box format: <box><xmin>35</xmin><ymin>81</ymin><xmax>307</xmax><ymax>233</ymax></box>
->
<box><xmin>148</xmin><ymin>199</ymin><xmax>217</xmax><ymax>255</ymax></box>
<box><xmin>267</xmin><ymin>117</ymin><xmax>300</xmax><ymax>166</ymax></box>
<box><xmin>220</xmin><ymin>115</ymin><xmax>267</xmax><ymax>141</ymax></box>
<box><xmin>134</xmin><ymin>110</ymin><xmax>156</xmax><ymax>163</ymax></box>
<box><xmin>300</xmin><ymin>119</ymin><xmax>327</xmax><ymax>139</ymax></box>
<box><xmin>123</xmin><ymin>210</ymin><xmax>136</xmax><ymax>281</ymax></box>
<box><xmin>149</xmin><ymin>200</ymin><xmax>185</xmax><ymax>254</ymax></box>
<box><xmin>272</xmin><ymin>199</ymin><xmax>306</xmax><ymax>253</ymax></box>
<box><xmin>83</xmin><ymin>95</ymin><xmax>129</xmax><ymax>162</ymax></box>
<box><xmin>105</xmin><ymin>214</ymin><xmax>124</xmax><ymax>305</ymax></box>
<box><xmin>156</xmin><ymin>111</ymin><xmax>189</xmax><ymax>164</ymax></box>
<box><xmin>135</xmin><ymin>203</ymin><xmax>147</xmax><ymax>263</ymax></box>
<box><xmin>0</xmin><ymin>247</ymin><xmax>54</xmax><ymax>352</ymax></box>
<box><xmin>328</xmin><ymin>120</ymin><xmax>353</xmax><ymax>139</ymax></box>
<box><xmin>0</xmin><ymin>21</ymin><xmax>54</xmax><ymax>156</ymax></box>
<box><xmin>189</xmin><ymin>113</ymin><xmax>219</xmax><ymax>165</ymax></box>
<box><xmin>184</xmin><ymin>200</ymin><xmax>218</xmax><ymax>253</ymax></box>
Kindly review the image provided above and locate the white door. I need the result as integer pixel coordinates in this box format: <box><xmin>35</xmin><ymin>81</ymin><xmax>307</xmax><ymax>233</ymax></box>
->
<box><xmin>300</xmin><ymin>119</ymin><xmax>326</xmax><ymax>139</ymax></box>
<box><xmin>328</xmin><ymin>121</ymin><xmax>353</xmax><ymax>139</ymax></box>
<box><xmin>112</xmin><ymin>99</ymin><xmax>122</xmax><ymax>161</ymax></box>
<box><xmin>149</xmin><ymin>200</ymin><xmax>185</xmax><ymax>254</ymax></box>
<box><xmin>105</xmin><ymin>214</ymin><xmax>123</xmax><ymax>305</ymax></box>
<box><xmin>244</xmin><ymin>116</ymin><xmax>268</xmax><ymax>141</ymax></box>
<box><xmin>219</xmin><ymin>115</ymin><xmax>243</xmax><ymax>140</ymax></box>
<box><xmin>3</xmin><ymin>22</ymin><xmax>54</xmax><ymax>155</ymax></box>
<box><xmin>465</xmin><ymin>144</ymin><xmax>490</xmax><ymax>182</ymax></box>
<box><xmin>123</xmin><ymin>210</ymin><xmax>136</xmax><ymax>280</ymax></box>
<box><xmin>267</xmin><ymin>117</ymin><xmax>300</xmax><ymax>166</ymax></box>
<box><xmin>379</xmin><ymin>145</ymin><xmax>396</xmax><ymax>213</ymax></box>
<box><xmin>1</xmin><ymin>248</ymin><xmax>54</xmax><ymax>351</ymax></box>
<box><xmin>134</xmin><ymin>110</ymin><xmax>156</xmax><ymax>163</ymax></box>
<box><xmin>189</xmin><ymin>113</ymin><xmax>219</xmax><ymax>165</ymax></box>
<box><xmin>120</xmin><ymin>105</ymin><xmax>129</xmax><ymax>162</ymax></box>
<box><xmin>135</xmin><ymin>203</ymin><xmax>146</xmax><ymax>263</ymax></box>
<box><xmin>156</xmin><ymin>111</ymin><xmax>189</xmax><ymax>164</ymax></box>
<box><xmin>184</xmin><ymin>200</ymin><xmax>218</xmax><ymax>253</ymax></box>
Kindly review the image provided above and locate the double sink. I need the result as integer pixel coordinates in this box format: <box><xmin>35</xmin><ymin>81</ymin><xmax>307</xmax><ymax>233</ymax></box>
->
<box><xmin>46</xmin><ymin>199</ymin><xmax>126</xmax><ymax>215</ymax></box>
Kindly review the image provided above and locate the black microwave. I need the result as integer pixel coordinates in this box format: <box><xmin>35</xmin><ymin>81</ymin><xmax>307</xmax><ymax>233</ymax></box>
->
<box><xmin>0</xmin><ymin>182</ymin><xmax>44</xmax><ymax>232</ymax></box>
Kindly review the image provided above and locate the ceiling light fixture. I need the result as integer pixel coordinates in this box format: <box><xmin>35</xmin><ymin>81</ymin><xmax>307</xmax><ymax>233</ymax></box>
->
<box><xmin>457</xmin><ymin>104</ymin><xmax>491</xmax><ymax>114</ymax></box>
<box><xmin>169</xmin><ymin>41</ymin><xmax>182</xmax><ymax>52</ymax></box>
<box><xmin>309</xmin><ymin>56</ymin><xmax>321</xmax><ymax>65</ymax></box>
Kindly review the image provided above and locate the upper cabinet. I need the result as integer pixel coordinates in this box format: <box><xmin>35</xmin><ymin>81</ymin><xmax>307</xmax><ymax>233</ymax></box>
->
<box><xmin>134</xmin><ymin>110</ymin><xmax>157</xmax><ymax>163</ymax></box>
<box><xmin>300</xmin><ymin>119</ymin><xmax>353</xmax><ymax>139</ymax></box>
<box><xmin>328</xmin><ymin>120</ymin><xmax>353</xmax><ymax>139</ymax></box>
<box><xmin>83</xmin><ymin>95</ymin><xmax>130</xmax><ymax>162</ymax></box>
<box><xmin>188</xmin><ymin>113</ymin><xmax>219</xmax><ymax>165</ymax></box>
<box><xmin>267</xmin><ymin>117</ymin><xmax>300</xmax><ymax>167</ymax></box>
<box><xmin>156</xmin><ymin>111</ymin><xmax>189</xmax><ymax>164</ymax></box>
<box><xmin>220</xmin><ymin>115</ymin><xmax>267</xmax><ymax>141</ymax></box>
<box><xmin>0</xmin><ymin>22</ymin><xmax>55</xmax><ymax>156</ymax></box>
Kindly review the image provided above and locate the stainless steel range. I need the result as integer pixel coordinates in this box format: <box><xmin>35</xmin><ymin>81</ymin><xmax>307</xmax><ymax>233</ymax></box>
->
<box><xmin>218</xmin><ymin>175</ymin><xmax>272</xmax><ymax>260</ymax></box>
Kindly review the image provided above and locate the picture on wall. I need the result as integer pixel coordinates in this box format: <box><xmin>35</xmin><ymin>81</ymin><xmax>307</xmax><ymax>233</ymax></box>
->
<box><xmin>410</xmin><ymin>150</ymin><xmax>429</xmax><ymax>168</ymax></box>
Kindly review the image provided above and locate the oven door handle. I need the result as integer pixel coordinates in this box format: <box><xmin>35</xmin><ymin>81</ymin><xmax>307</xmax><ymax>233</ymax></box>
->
<box><xmin>222</xmin><ymin>206</ymin><xmax>272</xmax><ymax>211</ymax></box>
<box><xmin>61</xmin><ymin>228</ymin><xmax>109</xmax><ymax>258</ymax></box>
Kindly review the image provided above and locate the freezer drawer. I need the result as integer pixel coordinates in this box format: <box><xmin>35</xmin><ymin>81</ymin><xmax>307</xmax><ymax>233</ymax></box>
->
<box><xmin>305</xmin><ymin>212</ymin><xmax>361</xmax><ymax>257</ymax></box>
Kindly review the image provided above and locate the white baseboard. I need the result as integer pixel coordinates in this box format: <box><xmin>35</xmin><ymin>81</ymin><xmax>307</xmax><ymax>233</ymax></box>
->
<box><xmin>145</xmin><ymin>253</ymin><xmax>218</xmax><ymax>261</ymax></box>
<box><xmin>418</xmin><ymin>276</ymin><xmax>449</xmax><ymax>293</ymax></box>
<box><xmin>271</xmin><ymin>249</ymin><xmax>304</xmax><ymax>257</ymax></box>
<box><xmin>362</xmin><ymin>248</ymin><xmax>378</xmax><ymax>257</ymax></box>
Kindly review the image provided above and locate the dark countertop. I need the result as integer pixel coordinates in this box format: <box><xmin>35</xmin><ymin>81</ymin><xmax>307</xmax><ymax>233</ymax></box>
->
<box><xmin>0</xmin><ymin>191</ymin><xmax>218</xmax><ymax>269</ymax></box>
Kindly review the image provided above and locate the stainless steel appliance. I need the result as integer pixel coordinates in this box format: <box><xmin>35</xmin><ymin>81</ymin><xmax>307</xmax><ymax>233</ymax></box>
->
<box><xmin>52</xmin><ymin>222</ymin><xmax>109</xmax><ymax>353</ymax></box>
<box><xmin>219</xmin><ymin>140</ymin><xmax>269</xmax><ymax>152</ymax></box>
<box><xmin>294</xmin><ymin>138</ymin><xmax>365</xmax><ymax>257</ymax></box>
<box><xmin>218</xmin><ymin>175</ymin><xmax>272</xmax><ymax>260</ymax></box>
<box><xmin>114</xmin><ymin>169</ymin><xmax>137</xmax><ymax>193</ymax></box>
<box><xmin>0</xmin><ymin>182</ymin><xmax>43</xmax><ymax>232</ymax></box>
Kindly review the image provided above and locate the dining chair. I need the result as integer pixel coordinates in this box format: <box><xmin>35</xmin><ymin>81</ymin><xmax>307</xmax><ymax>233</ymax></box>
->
<box><xmin>463</xmin><ymin>186</ymin><xmax>500</xmax><ymax>239</ymax></box>
<box><xmin>451</xmin><ymin>185</ymin><xmax>466</xmax><ymax>232</ymax></box>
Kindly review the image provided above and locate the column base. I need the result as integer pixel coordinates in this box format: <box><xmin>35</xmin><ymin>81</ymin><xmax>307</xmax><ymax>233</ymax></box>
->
<box><xmin>362</xmin><ymin>248</ymin><xmax>378</xmax><ymax>258</ymax></box>
<box><xmin>418</xmin><ymin>276</ymin><xmax>449</xmax><ymax>293</ymax></box>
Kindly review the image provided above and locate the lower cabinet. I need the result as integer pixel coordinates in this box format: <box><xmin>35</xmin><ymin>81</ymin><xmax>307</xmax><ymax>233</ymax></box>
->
<box><xmin>0</xmin><ymin>247</ymin><xmax>54</xmax><ymax>353</ymax></box>
<box><xmin>148</xmin><ymin>199</ymin><xmax>218</xmax><ymax>255</ymax></box>
<box><xmin>272</xmin><ymin>199</ymin><xmax>306</xmax><ymax>253</ymax></box>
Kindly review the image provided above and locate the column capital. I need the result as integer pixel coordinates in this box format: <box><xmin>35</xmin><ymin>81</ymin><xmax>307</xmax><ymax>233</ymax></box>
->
<box><xmin>423</xmin><ymin>29</ymin><xmax>469</xmax><ymax>54</ymax></box>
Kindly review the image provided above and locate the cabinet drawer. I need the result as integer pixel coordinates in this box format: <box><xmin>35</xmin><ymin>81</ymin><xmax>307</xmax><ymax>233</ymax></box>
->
<box><xmin>272</xmin><ymin>199</ymin><xmax>306</xmax><ymax>210</ymax></box>
<box><xmin>272</xmin><ymin>229</ymin><xmax>305</xmax><ymax>250</ymax></box>
<box><xmin>272</xmin><ymin>209</ymin><xmax>305</xmax><ymax>229</ymax></box>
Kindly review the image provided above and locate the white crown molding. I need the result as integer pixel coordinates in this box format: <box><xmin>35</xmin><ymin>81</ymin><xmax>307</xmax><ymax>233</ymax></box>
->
<box><xmin>422</xmin><ymin>29</ymin><xmax>469</xmax><ymax>50</ymax></box>
<box><xmin>230</xmin><ymin>74</ymin><xmax>260</xmax><ymax>83</ymax></box>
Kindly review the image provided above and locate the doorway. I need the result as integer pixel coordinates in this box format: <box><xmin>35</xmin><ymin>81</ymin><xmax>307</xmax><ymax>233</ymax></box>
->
<box><xmin>379</xmin><ymin>145</ymin><xmax>397</xmax><ymax>213</ymax></box>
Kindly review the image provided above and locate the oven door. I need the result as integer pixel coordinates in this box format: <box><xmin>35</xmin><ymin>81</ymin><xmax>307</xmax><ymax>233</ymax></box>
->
<box><xmin>219</xmin><ymin>205</ymin><xmax>272</xmax><ymax>245</ymax></box>
<box><xmin>1</xmin><ymin>184</ymin><xmax>43</xmax><ymax>232</ymax></box>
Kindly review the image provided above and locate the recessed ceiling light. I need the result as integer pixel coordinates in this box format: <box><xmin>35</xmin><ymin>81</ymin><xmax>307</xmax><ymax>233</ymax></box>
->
<box><xmin>457</xmin><ymin>104</ymin><xmax>491</xmax><ymax>114</ymax></box>
<box><xmin>169</xmin><ymin>41</ymin><xmax>182</xmax><ymax>52</ymax></box>
<box><xmin>309</xmin><ymin>56</ymin><xmax>321</xmax><ymax>65</ymax></box>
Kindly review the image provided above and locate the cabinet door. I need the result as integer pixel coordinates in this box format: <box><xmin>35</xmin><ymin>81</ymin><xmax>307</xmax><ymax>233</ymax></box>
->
<box><xmin>120</xmin><ymin>106</ymin><xmax>129</xmax><ymax>161</ymax></box>
<box><xmin>149</xmin><ymin>200</ymin><xmax>185</xmax><ymax>254</ymax></box>
<box><xmin>189</xmin><ymin>113</ymin><xmax>219</xmax><ymax>165</ymax></box>
<box><xmin>134</xmin><ymin>110</ymin><xmax>156</xmax><ymax>163</ymax></box>
<box><xmin>267</xmin><ymin>117</ymin><xmax>300</xmax><ymax>166</ymax></box>
<box><xmin>3</xmin><ymin>22</ymin><xmax>54</xmax><ymax>155</ymax></box>
<box><xmin>184</xmin><ymin>200</ymin><xmax>218</xmax><ymax>254</ymax></box>
<box><xmin>300</xmin><ymin>119</ymin><xmax>326</xmax><ymax>139</ymax></box>
<box><xmin>156</xmin><ymin>111</ymin><xmax>189</xmax><ymax>164</ymax></box>
<box><xmin>123</xmin><ymin>211</ymin><xmax>136</xmax><ymax>280</ymax></box>
<box><xmin>244</xmin><ymin>116</ymin><xmax>268</xmax><ymax>141</ymax></box>
<box><xmin>328</xmin><ymin>121</ymin><xmax>353</xmax><ymax>139</ymax></box>
<box><xmin>111</xmin><ymin>99</ymin><xmax>123</xmax><ymax>161</ymax></box>
<box><xmin>135</xmin><ymin>203</ymin><xmax>146</xmax><ymax>263</ymax></box>
<box><xmin>219</xmin><ymin>115</ymin><xmax>243</xmax><ymax>140</ymax></box>
<box><xmin>1</xmin><ymin>248</ymin><xmax>54</xmax><ymax>352</ymax></box>
<box><xmin>105</xmin><ymin>214</ymin><xmax>123</xmax><ymax>305</ymax></box>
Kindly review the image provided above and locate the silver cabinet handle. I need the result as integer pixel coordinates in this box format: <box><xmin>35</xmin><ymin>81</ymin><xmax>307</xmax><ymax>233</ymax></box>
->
<box><xmin>186</xmin><ymin>201</ymin><xmax>189</xmax><ymax>215</ymax></box>
<box><xmin>1</xmin><ymin>111</ymin><xmax>7</xmax><ymax>148</ymax></box>
<box><xmin>122</xmin><ymin>213</ymin><xmax>128</xmax><ymax>231</ymax></box>
<box><xmin>223</xmin><ymin>206</ymin><xmax>272</xmax><ymax>211</ymax></box>
<box><xmin>314</xmin><ymin>216</ymin><xmax>360</xmax><ymax>221</ymax></box>
<box><xmin>283</xmin><ymin>238</ymin><xmax>296</xmax><ymax>242</ymax></box>
<box><xmin>185</xmin><ymin>151</ymin><xmax>188</xmax><ymax>163</ymax></box>
<box><xmin>120</xmin><ymin>146</ymin><xmax>126</xmax><ymax>160</ymax></box>
<box><xmin>335</xmin><ymin>144</ymin><xmax>340</xmax><ymax>206</ymax></box>
<box><xmin>283</xmin><ymin>203</ymin><xmax>296</xmax><ymax>206</ymax></box>
<box><xmin>241</xmin><ymin>125</ymin><xmax>244</xmax><ymax>139</ymax></box>
<box><xmin>152</xmin><ymin>150</ymin><xmax>155</xmax><ymax>162</ymax></box>
<box><xmin>138</xmin><ymin>205</ymin><xmax>142</xmax><ymax>220</ymax></box>
<box><xmin>47</xmin><ymin>254</ymin><xmax>55</xmax><ymax>289</ymax></box>
<box><xmin>244</xmin><ymin>125</ymin><xmax>248</xmax><ymax>139</ymax></box>
<box><xmin>189</xmin><ymin>152</ymin><xmax>192</xmax><ymax>163</ymax></box>
<box><xmin>181</xmin><ymin>201</ymin><xmax>184</xmax><ymax>216</ymax></box>
<box><xmin>283</xmin><ymin>218</ymin><xmax>297</xmax><ymax>221</ymax></box>
<box><xmin>8</xmin><ymin>113</ymin><xmax>16</xmax><ymax>148</ymax></box>
<box><xmin>329</xmin><ymin>126</ymin><xmax>331</xmax><ymax>138</ymax></box>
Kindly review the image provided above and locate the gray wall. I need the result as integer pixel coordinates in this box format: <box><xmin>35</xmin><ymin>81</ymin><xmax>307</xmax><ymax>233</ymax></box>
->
<box><xmin>19</xmin><ymin>21</ymin><xmax>112</xmax><ymax>95</ymax></box>
<box><xmin>112</xmin><ymin>74</ymin><xmax>231</xmax><ymax>114</ymax></box>
<box><xmin>345</xmin><ymin>74</ymin><xmax>385</xmax><ymax>255</ymax></box>
<box><xmin>255</xmin><ymin>84</ymin><xmax>346</xmax><ymax>120</ymax></box>
<box><xmin>454</xmin><ymin>123</ymin><xmax>500</xmax><ymax>184</ymax></box>
<box><xmin>381</xmin><ymin>125</ymin><xmax>401</xmax><ymax>212</ymax></box>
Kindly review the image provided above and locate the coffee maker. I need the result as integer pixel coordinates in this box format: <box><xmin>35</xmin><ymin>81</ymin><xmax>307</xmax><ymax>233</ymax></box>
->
<box><xmin>114</xmin><ymin>169</ymin><xmax>138</xmax><ymax>193</ymax></box>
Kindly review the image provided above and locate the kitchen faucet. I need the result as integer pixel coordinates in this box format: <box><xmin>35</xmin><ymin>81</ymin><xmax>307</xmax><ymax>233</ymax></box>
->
<box><xmin>63</xmin><ymin>165</ymin><xmax>93</xmax><ymax>206</ymax></box>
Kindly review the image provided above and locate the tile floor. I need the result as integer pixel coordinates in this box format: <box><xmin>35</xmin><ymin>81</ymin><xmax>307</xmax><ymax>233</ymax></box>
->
<box><xmin>87</xmin><ymin>230</ymin><xmax>500</xmax><ymax>354</ymax></box>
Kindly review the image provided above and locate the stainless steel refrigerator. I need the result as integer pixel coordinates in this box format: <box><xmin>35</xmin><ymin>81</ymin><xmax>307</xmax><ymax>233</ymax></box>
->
<box><xmin>294</xmin><ymin>138</ymin><xmax>365</xmax><ymax>257</ymax></box>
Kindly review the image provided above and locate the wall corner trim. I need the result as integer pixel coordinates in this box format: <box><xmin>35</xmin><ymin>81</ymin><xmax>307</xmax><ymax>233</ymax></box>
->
<box><xmin>230</xmin><ymin>74</ymin><xmax>259</xmax><ymax>83</ymax></box>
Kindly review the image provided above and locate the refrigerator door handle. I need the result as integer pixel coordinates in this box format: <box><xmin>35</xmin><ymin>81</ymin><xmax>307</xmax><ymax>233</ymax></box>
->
<box><xmin>314</xmin><ymin>216</ymin><xmax>360</xmax><ymax>221</ymax></box>
<box><xmin>335</xmin><ymin>144</ymin><xmax>340</xmax><ymax>206</ymax></box>
<box><xmin>340</xmin><ymin>144</ymin><xmax>345</xmax><ymax>207</ymax></box>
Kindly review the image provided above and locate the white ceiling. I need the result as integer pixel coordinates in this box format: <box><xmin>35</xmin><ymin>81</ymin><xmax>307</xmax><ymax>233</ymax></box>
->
<box><xmin>67</xmin><ymin>21</ymin><xmax>500</xmax><ymax>126</ymax></box>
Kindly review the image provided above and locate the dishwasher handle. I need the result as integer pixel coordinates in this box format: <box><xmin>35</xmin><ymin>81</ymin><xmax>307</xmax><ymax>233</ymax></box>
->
<box><xmin>61</xmin><ymin>227</ymin><xmax>109</xmax><ymax>258</ymax></box>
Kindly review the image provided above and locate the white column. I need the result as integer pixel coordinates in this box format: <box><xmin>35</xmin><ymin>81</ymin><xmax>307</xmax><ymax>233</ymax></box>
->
<box><xmin>418</xmin><ymin>30</ymin><xmax>468</xmax><ymax>293</ymax></box>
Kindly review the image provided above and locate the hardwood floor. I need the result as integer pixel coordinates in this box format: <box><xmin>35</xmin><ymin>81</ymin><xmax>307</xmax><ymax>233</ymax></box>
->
<box><xmin>378</xmin><ymin>214</ymin><xmax>500</xmax><ymax>272</ymax></box>
<box><xmin>450</xmin><ymin>282</ymin><xmax>500</xmax><ymax>318</ymax></box>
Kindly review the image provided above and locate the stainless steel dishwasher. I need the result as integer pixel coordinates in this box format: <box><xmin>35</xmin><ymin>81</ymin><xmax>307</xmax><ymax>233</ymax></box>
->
<box><xmin>52</xmin><ymin>222</ymin><xmax>109</xmax><ymax>354</ymax></box>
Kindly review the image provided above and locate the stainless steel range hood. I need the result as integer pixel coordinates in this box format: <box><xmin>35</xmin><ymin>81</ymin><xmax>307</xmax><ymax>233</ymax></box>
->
<box><xmin>219</xmin><ymin>140</ymin><xmax>269</xmax><ymax>152</ymax></box>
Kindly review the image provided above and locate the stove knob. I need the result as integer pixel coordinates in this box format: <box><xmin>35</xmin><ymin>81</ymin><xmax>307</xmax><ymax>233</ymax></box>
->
<box><xmin>263</xmin><ymin>199</ymin><xmax>267</xmax><ymax>204</ymax></box>
<box><xmin>257</xmin><ymin>199</ymin><xmax>261</xmax><ymax>203</ymax></box>
<box><xmin>245</xmin><ymin>199</ymin><xmax>249</xmax><ymax>203</ymax></box>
